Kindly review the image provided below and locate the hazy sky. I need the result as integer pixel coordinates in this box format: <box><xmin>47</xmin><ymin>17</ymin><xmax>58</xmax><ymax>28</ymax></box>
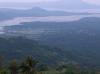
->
<box><xmin>0</xmin><ymin>0</ymin><xmax>100</xmax><ymax>10</ymax></box>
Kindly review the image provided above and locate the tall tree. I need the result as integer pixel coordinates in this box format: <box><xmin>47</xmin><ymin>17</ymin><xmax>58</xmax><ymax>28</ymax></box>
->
<box><xmin>20</xmin><ymin>56</ymin><xmax>38</xmax><ymax>74</ymax></box>
<box><xmin>0</xmin><ymin>55</ymin><xmax>4</xmax><ymax>70</ymax></box>
<box><xmin>38</xmin><ymin>64</ymin><xmax>49</xmax><ymax>71</ymax></box>
<box><xmin>8</xmin><ymin>59</ymin><xmax>18</xmax><ymax>74</ymax></box>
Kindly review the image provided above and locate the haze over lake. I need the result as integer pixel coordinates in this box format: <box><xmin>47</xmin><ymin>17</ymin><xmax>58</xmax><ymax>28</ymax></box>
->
<box><xmin>0</xmin><ymin>14</ymin><xmax>100</xmax><ymax>34</ymax></box>
<box><xmin>0</xmin><ymin>14</ymin><xmax>100</xmax><ymax>26</ymax></box>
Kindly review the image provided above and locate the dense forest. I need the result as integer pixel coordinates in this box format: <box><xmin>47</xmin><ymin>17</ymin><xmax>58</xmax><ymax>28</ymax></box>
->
<box><xmin>0</xmin><ymin>37</ymin><xmax>69</xmax><ymax>65</ymax></box>
<box><xmin>3</xmin><ymin>17</ymin><xmax>100</xmax><ymax>67</ymax></box>
<box><xmin>0</xmin><ymin>37</ymin><xmax>100</xmax><ymax>74</ymax></box>
<box><xmin>0</xmin><ymin>56</ymin><xmax>100</xmax><ymax>74</ymax></box>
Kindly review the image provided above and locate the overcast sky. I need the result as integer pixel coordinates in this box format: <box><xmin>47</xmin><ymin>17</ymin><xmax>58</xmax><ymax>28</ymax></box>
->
<box><xmin>0</xmin><ymin>0</ymin><xmax>100</xmax><ymax>10</ymax></box>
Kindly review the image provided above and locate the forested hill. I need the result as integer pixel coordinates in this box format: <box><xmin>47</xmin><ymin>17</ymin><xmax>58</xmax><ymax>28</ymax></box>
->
<box><xmin>0</xmin><ymin>37</ymin><xmax>71</xmax><ymax>65</ymax></box>
<box><xmin>3</xmin><ymin>17</ymin><xmax>100</xmax><ymax>68</ymax></box>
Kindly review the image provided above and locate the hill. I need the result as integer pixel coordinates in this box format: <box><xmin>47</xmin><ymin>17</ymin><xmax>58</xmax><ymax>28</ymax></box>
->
<box><xmin>0</xmin><ymin>7</ymin><xmax>92</xmax><ymax>21</ymax></box>
<box><xmin>0</xmin><ymin>37</ymin><xmax>72</xmax><ymax>65</ymax></box>
<box><xmin>3</xmin><ymin>17</ymin><xmax>100</xmax><ymax>67</ymax></box>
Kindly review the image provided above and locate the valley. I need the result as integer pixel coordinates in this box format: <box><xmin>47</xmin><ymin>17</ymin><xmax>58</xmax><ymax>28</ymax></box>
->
<box><xmin>1</xmin><ymin>17</ymin><xmax>100</xmax><ymax>68</ymax></box>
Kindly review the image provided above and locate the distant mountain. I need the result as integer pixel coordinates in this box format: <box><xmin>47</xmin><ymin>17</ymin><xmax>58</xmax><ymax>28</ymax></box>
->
<box><xmin>3</xmin><ymin>17</ymin><xmax>100</xmax><ymax>67</ymax></box>
<box><xmin>30</xmin><ymin>7</ymin><xmax>47</xmax><ymax>12</ymax></box>
<box><xmin>0</xmin><ymin>7</ymin><xmax>93</xmax><ymax>21</ymax></box>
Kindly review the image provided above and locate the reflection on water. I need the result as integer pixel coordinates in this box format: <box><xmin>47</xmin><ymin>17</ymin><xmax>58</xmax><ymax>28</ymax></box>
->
<box><xmin>0</xmin><ymin>27</ymin><xmax>4</xmax><ymax>34</ymax></box>
<box><xmin>0</xmin><ymin>14</ymin><xmax>100</xmax><ymax>26</ymax></box>
<box><xmin>0</xmin><ymin>14</ymin><xmax>100</xmax><ymax>34</ymax></box>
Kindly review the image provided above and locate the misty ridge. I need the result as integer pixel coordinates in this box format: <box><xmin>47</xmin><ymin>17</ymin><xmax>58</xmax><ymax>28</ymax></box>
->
<box><xmin>0</xmin><ymin>7</ymin><xmax>100</xmax><ymax>27</ymax></box>
<box><xmin>0</xmin><ymin>7</ymin><xmax>83</xmax><ymax>21</ymax></box>
<box><xmin>0</xmin><ymin>7</ymin><xmax>99</xmax><ymax>21</ymax></box>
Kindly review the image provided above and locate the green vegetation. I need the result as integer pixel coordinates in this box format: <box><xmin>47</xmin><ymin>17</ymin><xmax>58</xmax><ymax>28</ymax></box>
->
<box><xmin>0</xmin><ymin>37</ymin><xmax>69</xmax><ymax>65</ymax></box>
<box><xmin>0</xmin><ymin>35</ymin><xmax>100</xmax><ymax>74</ymax></box>
<box><xmin>0</xmin><ymin>56</ymin><xmax>100</xmax><ymax>74</ymax></box>
<box><xmin>4</xmin><ymin>18</ymin><xmax>100</xmax><ymax>67</ymax></box>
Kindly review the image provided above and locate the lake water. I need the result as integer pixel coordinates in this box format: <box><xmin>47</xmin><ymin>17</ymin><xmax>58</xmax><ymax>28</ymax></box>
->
<box><xmin>0</xmin><ymin>14</ymin><xmax>100</xmax><ymax>34</ymax></box>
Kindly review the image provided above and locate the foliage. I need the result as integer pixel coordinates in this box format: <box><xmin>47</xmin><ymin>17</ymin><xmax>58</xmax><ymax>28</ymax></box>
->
<box><xmin>0</xmin><ymin>56</ymin><xmax>99</xmax><ymax>74</ymax></box>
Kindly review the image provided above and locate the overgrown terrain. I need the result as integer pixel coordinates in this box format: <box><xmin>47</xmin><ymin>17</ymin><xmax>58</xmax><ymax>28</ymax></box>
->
<box><xmin>0</xmin><ymin>56</ymin><xmax>99</xmax><ymax>74</ymax></box>
<box><xmin>3</xmin><ymin>17</ymin><xmax>100</xmax><ymax>67</ymax></box>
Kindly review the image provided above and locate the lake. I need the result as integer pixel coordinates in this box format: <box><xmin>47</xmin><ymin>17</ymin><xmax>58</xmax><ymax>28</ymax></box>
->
<box><xmin>0</xmin><ymin>14</ymin><xmax>100</xmax><ymax>34</ymax></box>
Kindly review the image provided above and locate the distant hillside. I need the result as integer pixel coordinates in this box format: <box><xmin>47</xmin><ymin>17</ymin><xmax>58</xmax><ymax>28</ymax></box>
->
<box><xmin>0</xmin><ymin>37</ymin><xmax>73</xmax><ymax>65</ymax></box>
<box><xmin>0</xmin><ymin>7</ymin><xmax>92</xmax><ymax>20</ymax></box>
<box><xmin>3</xmin><ymin>17</ymin><xmax>100</xmax><ymax>67</ymax></box>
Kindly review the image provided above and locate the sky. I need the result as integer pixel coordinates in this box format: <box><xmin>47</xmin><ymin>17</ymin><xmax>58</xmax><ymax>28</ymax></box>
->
<box><xmin>0</xmin><ymin>0</ymin><xmax>100</xmax><ymax>10</ymax></box>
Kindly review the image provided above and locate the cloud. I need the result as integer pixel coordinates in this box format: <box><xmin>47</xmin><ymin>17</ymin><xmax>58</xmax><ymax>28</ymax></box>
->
<box><xmin>0</xmin><ymin>0</ymin><xmax>99</xmax><ymax>10</ymax></box>
<box><xmin>0</xmin><ymin>0</ymin><xmax>59</xmax><ymax>3</ymax></box>
<box><xmin>82</xmin><ymin>0</ymin><xmax>100</xmax><ymax>5</ymax></box>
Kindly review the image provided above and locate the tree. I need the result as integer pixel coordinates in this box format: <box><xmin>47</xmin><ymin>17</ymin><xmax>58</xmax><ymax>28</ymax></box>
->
<box><xmin>20</xmin><ymin>56</ymin><xmax>38</xmax><ymax>74</ymax></box>
<box><xmin>0</xmin><ymin>55</ymin><xmax>4</xmax><ymax>70</ymax></box>
<box><xmin>8</xmin><ymin>59</ymin><xmax>18</xmax><ymax>74</ymax></box>
<box><xmin>1</xmin><ymin>70</ymin><xmax>8</xmax><ymax>74</ymax></box>
<box><xmin>38</xmin><ymin>64</ymin><xmax>49</xmax><ymax>71</ymax></box>
<box><xmin>74</xmin><ymin>64</ymin><xmax>81</xmax><ymax>74</ymax></box>
<box><xmin>56</xmin><ymin>64</ymin><xmax>68</xmax><ymax>71</ymax></box>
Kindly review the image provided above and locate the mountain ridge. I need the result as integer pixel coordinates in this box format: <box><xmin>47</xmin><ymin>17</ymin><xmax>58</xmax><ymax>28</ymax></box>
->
<box><xmin>0</xmin><ymin>7</ymin><xmax>94</xmax><ymax>21</ymax></box>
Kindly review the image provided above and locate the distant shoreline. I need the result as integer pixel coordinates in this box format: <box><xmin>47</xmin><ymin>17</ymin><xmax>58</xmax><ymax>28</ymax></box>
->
<box><xmin>0</xmin><ymin>14</ymin><xmax>100</xmax><ymax>34</ymax></box>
